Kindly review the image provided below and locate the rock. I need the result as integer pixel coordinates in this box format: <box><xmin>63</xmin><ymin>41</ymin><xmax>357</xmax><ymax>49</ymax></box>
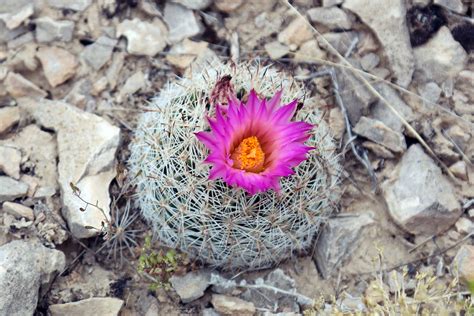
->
<box><xmin>264</xmin><ymin>40</ymin><xmax>290</xmax><ymax>60</ymax></box>
<box><xmin>7</xmin><ymin>32</ymin><xmax>34</xmax><ymax>50</ymax></box>
<box><xmin>360</xmin><ymin>53</ymin><xmax>380</xmax><ymax>71</ymax></box>
<box><xmin>117</xmin><ymin>18</ymin><xmax>168</xmax><ymax>56</ymax></box>
<box><xmin>456</xmin><ymin>70</ymin><xmax>474</xmax><ymax>101</ymax></box>
<box><xmin>314</xmin><ymin>213</ymin><xmax>374</xmax><ymax>278</ymax></box>
<box><xmin>19</xmin><ymin>98</ymin><xmax>120</xmax><ymax>239</ymax></box>
<box><xmin>354</xmin><ymin>117</ymin><xmax>406</xmax><ymax>153</ymax></box>
<box><xmin>170</xmin><ymin>270</ymin><xmax>210</xmax><ymax>303</ymax></box>
<box><xmin>418</xmin><ymin>81</ymin><xmax>441</xmax><ymax>105</ymax></box>
<box><xmin>318</xmin><ymin>30</ymin><xmax>358</xmax><ymax>56</ymax></box>
<box><xmin>209</xmin><ymin>273</ymin><xmax>237</xmax><ymax>295</ymax></box>
<box><xmin>0</xmin><ymin>176</ymin><xmax>28</xmax><ymax>202</ymax></box>
<box><xmin>307</xmin><ymin>7</ymin><xmax>352</xmax><ymax>30</ymax></box>
<box><xmin>370</xmin><ymin>67</ymin><xmax>390</xmax><ymax>79</ymax></box>
<box><xmin>2</xmin><ymin>201</ymin><xmax>34</xmax><ymax>221</ymax></box>
<box><xmin>382</xmin><ymin>144</ymin><xmax>461</xmax><ymax>235</ymax></box>
<box><xmin>80</xmin><ymin>36</ymin><xmax>117</xmax><ymax>71</ymax></box>
<box><xmin>164</xmin><ymin>2</ymin><xmax>203</xmax><ymax>44</ymax></box>
<box><xmin>5</xmin><ymin>72</ymin><xmax>47</xmax><ymax>99</ymax></box>
<box><xmin>35</xmin><ymin>17</ymin><xmax>74</xmax><ymax>43</ymax></box>
<box><xmin>413</xmin><ymin>27</ymin><xmax>467</xmax><ymax>84</ymax></box>
<box><xmin>118</xmin><ymin>71</ymin><xmax>147</xmax><ymax>101</ymax></box>
<box><xmin>323</xmin><ymin>0</ymin><xmax>344</xmax><ymax>6</ymax></box>
<box><xmin>106</xmin><ymin>53</ymin><xmax>125</xmax><ymax>90</ymax></box>
<box><xmin>362</xmin><ymin>141</ymin><xmax>395</xmax><ymax>159</ymax></box>
<box><xmin>449</xmin><ymin>161</ymin><xmax>468</xmax><ymax>181</ymax></box>
<box><xmin>454</xmin><ymin>217</ymin><xmax>474</xmax><ymax>234</ymax></box>
<box><xmin>49</xmin><ymin>297</ymin><xmax>123</xmax><ymax>316</ymax></box>
<box><xmin>46</xmin><ymin>0</ymin><xmax>92</xmax><ymax>11</ymax></box>
<box><xmin>0</xmin><ymin>106</ymin><xmax>20</xmax><ymax>135</ymax></box>
<box><xmin>211</xmin><ymin>295</ymin><xmax>256</xmax><ymax>316</ymax></box>
<box><xmin>166</xmin><ymin>39</ymin><xmax>209</xmax><ymax>69</ymax></box>
<box><xmin>37</xmin><ymin>47</ymin><xmax>78</xmax><ymax>87</ymax></box>
<box><xmin>0</xmin><ymin>4</ymin><xmax>34</xmax><ymax>30</ymax></box>
<box><xmin>328</xmin><ymin>107</ymin><xmax>345</xmax><ymax>140</ymax></box>
<box><xmin>343</xmin><ymin>0</ymin><xmax>414</xmax><ymax>87</ymax></box>
<box><xmin>0</xmin><ymin>20</ymin><xmax>28</xmax><ymax>44</ymax></box>
<box><xmin>452</xmin><ymin>245</ymin><xmax>474</xmax><ymax>285</ymax></box>
<box><xmin>0</xmin><ymin>240</ymin><xmax>65</xmax><ymax>316</ymax></box>
<box><xmin>433</xmin><ymin>0</ymin><xmax>465</xmax><ymax>14</ymax></box>
<box><xmin>0</xmin><ymin>145</ymin><xmax>21</xmax><ymax>179</ymax></box>
<box><xmin>293</xmin><ymin>39</ymin><xmax>327</xmax><ymax>63</ymax></box>
<box><xmin>202</xmin><ymin>308</ymin><xmax>220</xmax><ymax>316</ymax></box>
<box><xmin>214</xmin><ymin>0</ymin><xmax>244</xmax><ymax>12</ymax></box>
<box><xmin>278</xmin><ymin>17</ymin><xmax>313</xmax><ymax>49</ymax></box>
<box><xmin>171</xmin><ymin>0</ymin><xmax>211</xmax><ymax>10</ymax></box>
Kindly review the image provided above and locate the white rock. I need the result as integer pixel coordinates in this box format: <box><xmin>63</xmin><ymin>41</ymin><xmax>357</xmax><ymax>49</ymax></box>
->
<box><xmin>211</xmin><ymin>295</ymin><xmax>256</xmax><ymax>316</ymax></box>
<box><xmin>360</xmin><ymin>53</ymin><xmax>380</xmax><ymax>71</ymax></box>
<box><xmin>455</xmin><ymin>217</ymin><xmax>474</xmax><ymax>234</ymax></box>
<box><xmin>166</xmin><ymin>39</ymin><xmax>209</xmax><ymax>69</ymax></box>
<box><xmin>413</xmin><ymin>26</ymin><xmax>467</xmax><ymax>84</ymax></box>
<box><xmin>37</xmin><ymin>47</ymin><xmax>78</xmax><ymax>87</ymax></box>
<box><xmin>307</xmin><ymin>7</ymin><xmax>352</xmax><ymax>30</ymax></box>
<box><xmin>171</xmin><ymin>0</ymin><xmax>212</xmax><ymax>10</ymax></box>
<box><xmin>0</xmin><ymin>4</ymin><xmax>34</xmax><ymax>30</ymax></box>
<box><xmin>0</xmin><ymin>145</ymin><xmax>21</xmax><ymax>179</ymax></box>
<box><xmin>264</xmin><ymin>40</ymin><xmax>290</xmax><ymax>60</ymax></box>
<box><xmin>343</xmin><ymin>0</ymin><xmax>414</xmax><ymax>87</ymax></box>
<box><xmin>293</xmin><ymin>39</ymin><xmax>327</xmax><ymax>63</ymax></box>
<box><xmin>0</xmin><ymin>106</ymin><xmax>20</xmax><ymax>135</ymax></box>
<box><xmin>433</xmin><ymin>0</ymin><xmax>465</xmax><ymax>14</ymax></box>
<box><xmin>323</xmin><ymin>0</ymin><xmax>343</xmax><ymax>5</ymax></box>
<box><xmin>0</xmin><ymin>240</ymin><xmax>65</xmax><ymax>316</ymax></box>
<box><xmin>46</xmin><ymin>0</ymin><xmax>92</xmax><ymax>11</ymax></box>
<box><xmin>80</xmin><ymin>36</ymin><xmax>117</xmax><ymax>71</ymax></box>
<box><xmin>0</xmin><ymin>176</ymin><xmax>28</xmax><ymax>202</ymax></box>
<box><xmin>35</xmin><ymin>17</ymin><xmax>74</xmax><ymax>43</ymax></box>
<box><xmin>452</xmin><ymin>245</ymin><xmax>474</xmax><ymax>285</ymax></box>
<box><xmin>318</xmin><ymin>31</ymin><xmax>358</xmax><ymax>55</ymax></box>
<box><xmin>382</xmin><ymin>144</ymin><xmax>461</xmax><ymax>235</ymax></box>
<box><xmin>278</xmin><ymin>17</ymin><xmax>313</xmax><ymax>48</ymax></box>
<box><xmin>456</xmin><ymin>70</ymin><xmax>474</xmax><ymax>101</ymax></box>
<box><xmin>214</xmin><ymin>0</ymin><xmax>244</xmax><ymax>12</ymax></box>
<box><xmin>118</xmin><ymin>71</ymin><xmax>147</xmax><ymax>101</ymax></box>
<box><xmin>19</xmin><ymin>99</ymin><xmax>120</xmax><ymax>239</ymax></box>
<box><xmin>354</xmin><ymin>117</ymin><xmax>407</xmax><ymax>153</ymax></box>
<box><xmin>418</xmin><ymin>81</ymin><xmax>441</xmax><ymax>105</ymax></box>
<box><xmin>2</xmin><ymin>201</ymin><xmax>34</xmax><ymax>221</ymax></box>
<box><xmin>49</xmin><ymin>297</ymin><xmax>123</xmax><ymax>316</ymax></box>
<box><xmin>5</xmin><ymin>72</ymin><xmax>47</xmax><ymax>99</ymax></box>
<box><xmin>117</xmin><ymin>18</ymin><xmax>168</xmax><ymax>56</ymax></box>
<box><xmin>449</xmin><ymin>160</ymin><xmax>468</xmax><ymax>181</ymax></box>
<box><xmin>170</xmin><ymin>270</ymin><xmax>210</xmax><ymax>303</ymax></box>
<box><xmin>164</xmin><ymin>2</ymin><xmax>203</xmax><ymax>44</ymax></box>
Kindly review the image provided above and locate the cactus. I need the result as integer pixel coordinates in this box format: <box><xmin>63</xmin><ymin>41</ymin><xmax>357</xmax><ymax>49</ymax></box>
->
<box><xmin>128</xmin><ymin>62</ymin><xmax>341</xmax><ymax>270</ymax></box>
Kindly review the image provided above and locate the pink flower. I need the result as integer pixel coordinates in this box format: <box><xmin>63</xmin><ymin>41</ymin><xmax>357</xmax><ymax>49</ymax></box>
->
<box><xmin>196</xmin><ymin>90</ymin><xmax>313</xmax><ymax>195</ymax></box>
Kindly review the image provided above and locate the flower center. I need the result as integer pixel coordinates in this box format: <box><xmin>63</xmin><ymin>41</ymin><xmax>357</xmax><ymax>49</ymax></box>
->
<box><xmin>231</xmin><ymin>136</ymin><xmax>265</xmax><ymax>173</ymax></box>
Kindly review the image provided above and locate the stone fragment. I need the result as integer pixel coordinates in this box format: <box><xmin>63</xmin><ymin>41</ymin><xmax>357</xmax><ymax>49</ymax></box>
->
<box><xmin>452</xmin><ymin>245</ymin><xmax>474</xmax><ymax>285</ymax></box>
<box><xmin>449</xmin><ymin>161</ymin><xmax>468</xmax><ymax>181</ymax></box>
<box><xmin>278</xmin><ymin>17</ymin><xmax>313</xmax><ymax>49</ymax></box>
<box><xmin>0</xmin><ymin>176</ymin><xmax>28</xmax><ymax>202</ymax></box>
<box><xmin>318</xmin><ymin>31</ymin><xmax>358</xmax><ymax>56</ymax></box>
<box><xmin>456</xmin><ymin>70</ymin><xmax>474</xmax><ymax>101</ymax></box>
<box><xmin>80</xmin><ymin>36</ymin><xmax>117</xmax><ymax>71</ymax></box>
<box><xmin>314</xmin><ymin>213</ymin><xmax>374</xmax><ymax>278</ymax></box>
<box><xmin>362</xmin><ymin>141</ymin><xmax>395</xmax><ymax>159</ymax></box>
<box><xmin>328</xmin><ymin>107</ymin><xmax>345</xmax><ymax>140</ymax></box>
<box><xmin>293</xmin><ymin>39</ymin><xmax>327</xmax><ymax>63</ymax></box>
<box><xmin>46</xmin><ymin>0</ymin><xmax>92</xmax><ymax>11</ymax></box>
<box><xmin>0</xmin><ymin>4</ymin><xmax>34</xmax><ymax>30</ymax></box>
<box><xmin>7</xmin><ymin>32</ymin><xmax>34</xmax><ymax>50</ymax></box>
<box><xmin>418</xmin><ymin>81</ymin><xmax>441</xmax><ymax>105</ymax></box>
<box><xmin>343</xmin><ymin>0</ymin><xmax>414</xmax><ymax>87</ymax></box>
<box><xmin>0</xmin><ymin>20</ymin><xmax>28</xmax><ymax>44</ymax></box>
<box><xmin>164</xmin><ymin>2</ymin><xmax>203</xmax><ymax>44</ymax></box>
<box><xmin>118</xmin><ymin>71</ymin><xmax>147</xmax><ymax>102</ymax></box>
<box><xmin>413</xmin><ymin>27</ymin><xmax>467</xmax><ymax>84</ymax></box>
<box><xmin>170</xmin><ymin>270</ymin><xmax>210</xmax><ymax>303</ymax></box>
<box><xmin>2</xmin><ymin>201</ymin><xmax>34</xmax><ymax>221</ymax></box>
<box><xmin>0</xmin><ymin>145</ymin><xmax>21</xmax><ymax>179</ymax></box>
<box><xmin>323</xmin><ymin>0</ymin><xmax>344</xmax><ymax>6</ymax></box>
<box><xmin>354</xmin><ymin>117</ymin><xmax>406</xmax><ymax>153</ymax></box>
<box><xmin>454</xmin><ymin>218</ymin><xmax>474</xmax><ymax>234</ymax></box>
<box><xmin>360</xmin><ymin>53</ymin><xmax>380</xmax><ymax>71</ymax></box>
<box><xmin>0</xmin><ymin>107</ymin><xmax>20</xmax><ymax>135</ymax></box>
<box><xmin>37</xmin><ymin>47</ymin><xmax>78</xmax><ymax>87</ymax></box>
<box><xmin>307</xmin><ymin>7</ymin><xmax>352</xmax><ymax>30</ymax></box>
<box><xmin>19</xmin><ymin>98</ymin><xmax>120</xmax><ymax>239</ymax></box>
<box><xmin>106</xmin><ymin>53</ymin><xmax>125</xmax><ymax>90</ymax></box>
<box><xmin>166</xmin><ymin>39</ymin><xmax>209</xmax><ymax>69</ymax></box>
<box><xmin>433</xmin><ymin>0</ymin><xmax>465</xmax><ymax>14</ymax></box>
<box><xmin>49</xmin><ymin>297</ymin><xmax>124</xmax><ymax>316</ymax></box>
<box><xmin>214</xmin><ymin>0</ymin><xmax>244</xmax><ymax>12</ymax></box>
<box><xmin>382</xmin><ymin>144</ymin><xmax>461</xmax><ymax>235</ymax></box>
<box><xmin>0</xmin><ymin>240</ymin><xmax>65</xmax><ymax>316</ymax></box>
<box><xmin>211</xmin><ymin>295</ymin><xmax>256</xmax><ymax>316</ymax></box>
<box><xmin>117</xmin><ymin>18</ymin><xmax>168</xmax><ymax>56</ymax></box>
<box><xmin>5</xmin><ymin>72</ymin><xmax>47</xmax><ymax>99</ymax></box>
<box><xmin>171</xmin><ymin>0</ymin><xmax>212</xmax><ymax>10</ymax></box>
<box><xmin>35</xmin><ymin>17</ymin><xmax>74</xmax><ymax>43</ymax></box>
<box><xmin>264</xmin><ymin>41</ymin><xmax>290</xmax><ymax>60</ymax></box>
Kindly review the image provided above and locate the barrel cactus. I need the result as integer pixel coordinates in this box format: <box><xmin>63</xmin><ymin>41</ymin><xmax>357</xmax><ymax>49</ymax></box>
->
<box><xmin>128</xmin><ymin>62</ymin><xmax>341</xmax><ymax>270</ymax></box>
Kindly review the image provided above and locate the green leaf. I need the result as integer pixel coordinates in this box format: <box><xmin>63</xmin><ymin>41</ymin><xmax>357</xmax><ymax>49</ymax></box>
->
<box><xmin>468</xmin><ymin>281</ymin><xmax>474</xmax><ymax>294</ymax></box>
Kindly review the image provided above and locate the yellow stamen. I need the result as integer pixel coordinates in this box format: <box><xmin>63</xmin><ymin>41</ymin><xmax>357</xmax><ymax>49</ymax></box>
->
<box><xmin>231</xmin><ymin>136</ymin><xmax>265</xmax><ymax>173</ymax></box>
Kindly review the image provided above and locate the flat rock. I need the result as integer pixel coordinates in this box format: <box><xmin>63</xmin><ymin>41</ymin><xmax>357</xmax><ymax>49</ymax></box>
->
<box><xmin>307</xmin><ymin>7</ymin><xmax>352</xmax><ymax>30</ymax></box>
<box><xmin>0</xmin><ymin>240</ymin><xmax>65</xmax><ymax>316</ymax></box>
<box><xmin>171</xmin><ymin>0</ymin><xmax>212</xmax><ymax>10</ymax></box>
<box><xmin>264</xmin><ymin>40</ymin><xmax>289</xmax><ymax>60</ymax></box>
<box><xmin>343</xmin><ymin>0</ymin><xmax>414</xmax><ymax>87</ymax></box>
<box><xmin>164</xmin><ymin>2</ymin><xmax>202</xmax><ymax>44</ymax></box>
<box><xmin>0</xmin><ymin>145</ymin><xmax>21</xmax><ymax>179</ymax></box>
<box><xmin>19</xmin><ymin>98</ymin><xmax>120</xmax><ymax>239</ymax></box>
<box><xmin>382</xmin><ymin>144</ymin><xmax>461</xmax><ymax>235</ymax></box>
<box><xmin>452</xmin><ymin>245</ymin><xmax>474</xmax><ymax>285</ymax></box>
<box><xmin>118</xmin><ymin>71</ymin><xmax>147</xmax><ymax>101</ymax></box>
<box><xmin>211</xmin><ymin>295</ymin><xmax>256</xmax><ymax>316</ymax></box>
<box><xmin>170</xmin><ymin>270</ymin><xmax>210</xmax><ymax>303</ymax></box>
<box><xmin>37</xmin><ymin>47</ymin><xmax>78</xmax><ymax>87</ymax></box>
<box><xmin>0</xmin><ymin>106</ymin><xmax>20</xmax><ymax>135</ymax></box>
<box><xmin>314</xmin><ymin>213</ymin><xmax>374</xmax><ymax>279</ymax></box>
<box><xmin>49</xmin><ymin>297</ymin><xmax>123</xmax><ymax>316</ymax></box>
<box><xmin>449</xmin><ymin>161</ymin><xmax>467</xmax><ymax>181</ymax></box>
<box><xmin>35</xmin><ymin>17</ymin><xmax>74</xmax><ymax>43</ymax></box>
<box><xmin>117</xmin><ymin>18</ymin><xmax>168</xmax><ymax>56</ymax></box>
<box><xmin>418</xmin><ymin>81</ymin><xmax>441</xmax><ymax>105</ymax></box>
<box><xmin>46</xmin><ymin>0</ymin><xmax>92</xmax><ymax>11</ymax></box>
<box><xmin>278</xmin><ymin>17</ymin><xmax>313</xmax><ymax>49</ymax></box>
<box><xmin>0</xmin><ymin>176</ymin><xmax>28</xmax><ymax>202</ymax></box>
<box><xmin>354</xmin><ymin>116</ymin><xmax>406</xmax><ymax>153</ymax></box>
<box><xmin>0</xmin><ymin>4</ymin><xmax>34</xmax><ymax>30</ymax></box>
<box><xmin>214</xmin><ymin>0</ymin><xmax>244</xmax><ymax>12</ymax></box>
<box><xmin>2</xmin><ymin>201</ymin><xmax>34</xmax><ymax>221</ymax></box>
<box><xmin>360</xmin><ymin>53</ymin><xmax>380</xmax><ymax>71</ymax></box>
<box><xmin>413</xmin><ymin>26</ymin><xmax>467</xmax><ymax>84</ymax></box>
<box><xmin>293</xmin><ymin>39</ymin><xmax>327</xmax><ymax>63</ymax></box>
<box><xmin>166</xmin><ymin>39</ymin><xmax>209</xmax><ymax>69</ymax></box>
<box><xmin>5</xmin><ymin>72</ymin><xmax>47</xmax><ymax>99</ymax></box>
<box><xmin>80</xmin><ymin>36</ymin><xmax>117</xmax><ymax>71</ymax></box>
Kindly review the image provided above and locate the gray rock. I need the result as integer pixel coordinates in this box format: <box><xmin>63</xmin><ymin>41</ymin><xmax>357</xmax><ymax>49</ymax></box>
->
<box><xmin>314</xmin><ymin>213</ymin><xmax>374</xmax><ymax>279</ymax></box>
<box><xmin>307</xmin><ymin>7</ymin><xmax>352</xmax><ymax>30</ymax></box>
<box><xmin>202</xmin><ymin>308</ymin><xmax>220</xmax><ymax>316</ymax></box>
<box><xmin>0</xmin><ymin>107</ymin><xmax>20</xmax><ymax>135</ymax></box>
<box><xmin>2</xmin><ymin>201</ymin><xmax>34</xmax><ymax>221</ymax></box>
<box><xmin>46</xmin><ymin>0</ymin><xmax>92</xmax><ymax>11</ymax></box>
<box><xmin>0</xmin><ymin>240</ymin><xmax>65</xmax><ymax>316</ymax></box>
<box><xmin>0</xmin><ymin>4</ymin><xmax>34</xmax><ymax>30</ymax></box>
<box><xmin>360</xmin><ymin>53</ymin><xmax>380</xmax><ymax>71</ymax></box>
<box><xmin>7</xmin><ymin>31</ymin><xmax>34</xmax><ymax>49</ymax></box>
<box><xmin>5</xmin><ymin>72</ymin><xmax>47</xmax><ymax>99</ymax></box>
<box><xmin>418</xmin><ymin>81</ymin><xmax>441</xmax><ymax>105</ymax></box>
<box><xmin>413</xmin><ymin>26</ymin><xmax>467</xmax><ymax>84</ymax></box>
<box><xmin>80</xmin><ymin>36</ymin><xmax>117</xmax><ymax>71</ymax></box>
<box><xmin>0</xmin><ymin>20</ymin><xmax>28</xmax><ymax>44</ymax></box>
<box><xmin>0</xmin><ymin>145</ymin><xmax>21</xmax><ymax>179</ymax></box>
<box><xmin>318</xmin><ymin>31</ymin><xmax>359</xmax><ymax>55</ymax></box>
<box><xmin>171</xmin><ymin>0</ymin><xmax>212</xmax><ymax>10</ymax></box>
<box><xmin>116</xmin><ymin>18</ymin><xmax>168</xmax><ymax>56</ymax></box>
<box><xmin>211</xmin><ymin>295</ymin><xmax>256</xmax><ymax>316</ymax></box>
<box><xmin>37</xmin><ymin>46</ymin><xmax>78</xmax><ymax>87</ymax></box>
<box><xmin>0</xmin><ymin>176</ymin><xmax>28</xmax><ymax>202</ymax></box>
<box><xmin>164</xmin><ymin>2</ymin><xmax>203</xmax><ymax>44</ymax></box>
<box><xmin>452</xmin><ymin>245</ymin><xmax>474</xmax><ymax>285</ymax></box>
<box><xmin>354</xmin><ymin>117</ymin><xmax>406</xmax><ymax>153</ymax></box>
<box><xmin>264</xmin><ymin>41</ymin><xmax>290</xmax><ymax>60</ymax></box>
<box><xmin>433</xmin><ymin>0</ymin><xmax>465</xmax><ymax>14</ymax></box>
<box><xmin>210</xmin><ymin>273</ymin><xmax>237</xmax><ymax>295</ymax></box>
<box><xmin>49</xmin><ymin>297</ymin><xmax>124</xmax><ymax>316</ymax></box>
<box><xmin>343</xmin><ymin>0</ymin><xmax>414</xmax><ymax>87</ymax></box>
<box><xmin>19</xmin><ymin>98</ymin><xmax>120</xmax><ymax>239</ymax></box>
<box><xmin>382</xmin><ymin>144</ymin><xmax>461</xmax><ymax>235</ymax></box>
<box><xmin>456</xmin><ymin>70</ymin><xmax>474</xmax><ymax>101</ymax></box>
<box><xmin>35</xmin><ymin>17</ymin><xmax>74</xmax><ymax>43</ymax></box>
<box><xmin>170</xmin><ymin>270</ymin><xmax>210</xmax><ymax>303</ymax></box>
<box><xmin>323</xmin><ymin>0</ymin><xmax>344</xmax><ymax>6</ymax></box>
